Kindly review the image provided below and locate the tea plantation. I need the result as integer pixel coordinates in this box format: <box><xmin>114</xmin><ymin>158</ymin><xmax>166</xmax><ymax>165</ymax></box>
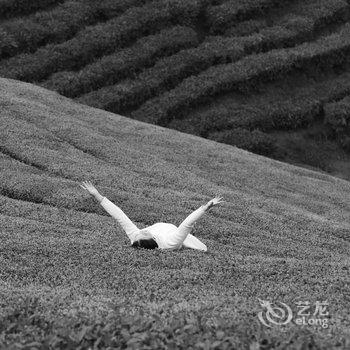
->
<box><xmin>1</xmin><ymin>0</ymin><xmax>350</xmax><ymax>179</ymax></box>
<box><xmin>0</xmin><ymin>78</ymin><xmax>350</xmax><ymax>349</ymax></box>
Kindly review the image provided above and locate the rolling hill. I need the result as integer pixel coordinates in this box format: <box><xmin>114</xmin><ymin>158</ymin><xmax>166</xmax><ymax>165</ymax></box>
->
<box><xmin>1</xmin><ymin>77</ymin><xmax>350</xmax><ymax>348</ymax></box>
<box><xmin>0</xmin><ymin>0</ymin><xmax>350</xmax><ymax>180</ymax></box>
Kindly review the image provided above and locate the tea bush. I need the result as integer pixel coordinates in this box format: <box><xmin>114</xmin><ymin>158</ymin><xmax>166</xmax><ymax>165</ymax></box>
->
<box><xmin>42</xmin><ymin>26</ymin><xmax>199</xmax><ymax>97</ymax></box>
<box><xmin>76</xmin><ymin>1</ymin><xmax>343</xmax><ymax>114</ymax></box>
<box><xmin>205</xmin><ymin>0</ymin><xmax>281</xmax><ymax>34</ymax></box>
<box><xmin>131</xmin><ymin>24</ymin><xmax>350</xmax><ymax>125</ymax></box>
<box><xmin>208</xmin><ymin>128</ymin><xmax>276</xmax><ymax>156</ymax></box>
<box><xmin>0</xmin><ymin>0</ymin><xmax>149</xmax><ymax>59</ymax></box>
<box><xmin>0</xmin><ymin>0</ymin><xmax>62</xmax><ymax>20</ymax></box>
<box><xmin>324</xmin><ymin>96</ymin><xmax>350</xmax><ymax>151</ymax></box>
<box><xmin>0</xmin><ymin>0</ymin><xmax>204</xmax><ymax>81</ymax></box>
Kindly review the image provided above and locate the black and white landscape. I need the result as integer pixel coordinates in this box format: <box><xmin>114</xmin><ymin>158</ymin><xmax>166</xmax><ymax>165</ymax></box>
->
<box><xmin>0</xmin><ymin>0</ymin><xmax>350</xmax><ymax>348</ymax></box>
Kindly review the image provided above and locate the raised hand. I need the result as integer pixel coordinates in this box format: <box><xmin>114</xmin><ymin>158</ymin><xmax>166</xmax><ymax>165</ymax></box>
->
<box><xmin>206</xmin><ymin>196</ymin><xmax>224</xmax><ymax>210</ymax></box>
<box><xmin>80</xmin><ymin>180</ymin><xmax>99</xmax><ymax>196</ymax></box>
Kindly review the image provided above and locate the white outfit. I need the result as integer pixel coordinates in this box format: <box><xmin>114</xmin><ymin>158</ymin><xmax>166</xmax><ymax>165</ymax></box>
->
<box><xmin>100</xmin><ymin>197</ymin><xmax>207</xmax><ymax>251</ymax></box>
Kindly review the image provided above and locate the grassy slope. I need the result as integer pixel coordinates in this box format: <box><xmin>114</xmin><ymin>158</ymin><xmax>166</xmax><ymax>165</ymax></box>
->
<box><xmin>0</xmin><ymin>77</ymin><xmax>350</xmax><ymax>349</ymax></box>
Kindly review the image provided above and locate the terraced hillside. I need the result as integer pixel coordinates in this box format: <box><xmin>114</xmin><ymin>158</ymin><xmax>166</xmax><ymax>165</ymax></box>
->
<box><xmin>1</xmin><ymin>78</ymin><xmax>350</xmax><ymax>349</ymax></box>
<box><xmin>1</xmin><ymin>0</ymin><xmax>350</xmax><ymax>179</ymax></box>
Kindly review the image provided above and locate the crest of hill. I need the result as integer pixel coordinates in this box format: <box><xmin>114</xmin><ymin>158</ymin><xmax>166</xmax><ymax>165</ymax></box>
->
<box><xmin>1</xmin><ymin>77</ymin><xmax>350</xmax><ymax>348</ymax></box>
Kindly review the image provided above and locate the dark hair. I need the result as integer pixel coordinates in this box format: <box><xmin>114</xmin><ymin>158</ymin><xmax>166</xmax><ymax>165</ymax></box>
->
<box><xmin>132</xmin><ymin>238</ymin><xmax>158</xmax><ymax>250</ymax></box>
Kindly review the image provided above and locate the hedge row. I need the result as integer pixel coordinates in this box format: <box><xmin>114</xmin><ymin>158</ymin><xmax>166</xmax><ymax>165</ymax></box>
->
<box><xmin>0</xmin><ymin>29</ymin><xmax>17</xmax><ymax>59</ymax></box>
<box><xmin>0</xmin><ymin>0</ymin><xmax>150</xmax><ymax>59</ymax></box>
<box><xmin>208</xmin><ymin>128</ymin><xmax>276</xmax><ymax>156</ymax></box>
<box><xmin>42</xmin><ymin>26</ymin><xmax>199</xmax><ymax>98</ymax></box>
<box><xmin>325</xmin><ymin>96</ymin><xmax>350</xmax><ymax>132</ymax></box>
<box><xmin>289</xmin><ymin>0</ymin><xmax>349</xmax><ymax>28</ymax></box>
<box><xmin>0</xmin><ymin>0</ymin><xmax>204</xmax><ymax>82</ymax></box>
<box><xmin>205</xmin><ymin>0</ymin><xmax>280</xmax><ymax>34</ymax></box>
<box><xmin>168</xmin><ymin>99</ymin><xmax>322</xmax><ymax>137</ymax></box>
<box><xmin>76</xmin><ymin>18</ymin><xmax>304</xmax><ymax>111</ymax></box>
<box><xmin>75</xmin><ymin>34</ymin><xmax>250</xmax><ymax>111</ymax></box>
<box><xmin>75</xmin><ymin>34</ymin><xmax>248</xmax><ymax>111</ymax></box>
<box><xmin>224</xmin><ymin>19</ymin><xmax>268</xmax><ymax>37</ymax></box>
<box><xmin>173</xmin><ymin>78</ymin><xmax>350</xmax><ymax>155</ymax></box>
<box><xmin>77</xmin><ymin>3</ymin><xmax>343</xmax><ymax>115</ymax></box>
<box><xmin>130</xmin><ymin>24</ymin><xmax>350</xmax><ymax>126</ymax></box>
<box><xmin>0</xmin><ymin>0</ymin><xmax>62</xmax><ymax>20</ymax></box>
<box><xmin>198</xmin><ymin>71</ymin><xmax>350</xmax><ymax>135</ymax></box>
<box><xmin>324</xmin><ymin>96</ymin><xmax>350</xmax><ymax>151</ymax></box>
<box><xmin>207</xmin><ymin>0</ymin><xmax>349</xmax><ymax>35</ymax></box>
<box><xmin>223</xmin><ymin>0</ymin><xmax>349</xmax><ymax>37</ymax></box>
<box><xmin>289</xmin><ymin>0</ymin><xmax>349</xmax><ymax>27</ymax></box>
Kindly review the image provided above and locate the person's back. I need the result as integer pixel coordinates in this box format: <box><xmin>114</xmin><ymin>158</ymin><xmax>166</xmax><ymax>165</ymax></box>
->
<box><xmin>139</xmin><ymin>223</ymin><xmax>178</xmax><ymax>249</ymax></box>
<box><xmin>138</xmin><ymin>223</ymin><xmax>208</xmax><ymax>251</ymax></box>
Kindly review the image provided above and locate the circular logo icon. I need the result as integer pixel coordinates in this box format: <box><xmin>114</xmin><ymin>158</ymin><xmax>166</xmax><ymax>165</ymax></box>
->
<box><xmin>258</xmin><ymin>299</ymin><xmax>293</xmax><ymax>327</ymax></box>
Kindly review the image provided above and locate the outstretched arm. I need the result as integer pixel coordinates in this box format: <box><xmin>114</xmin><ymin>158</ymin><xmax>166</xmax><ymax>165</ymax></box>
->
<box><xmin>181</xmin><ymin>196</ymin><xmax>224</xmax><ymax>227</ymax></box>
<box><xmin>80</xmin><ymin>181</ymin><xmax>140</xmax><ymax>242</ymax></box>
<box><xmin>80</xmin><ymin>180</ymin><xmax>104</xmax><ymax>203</ymax></box>
<box><xmin>171</xmin><ymin>196</ymin><xmax>224</xmax><ymax>247</ymax></box>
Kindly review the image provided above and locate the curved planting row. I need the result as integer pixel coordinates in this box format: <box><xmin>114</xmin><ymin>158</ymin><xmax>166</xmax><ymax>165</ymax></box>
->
<box><xmin>325</xmin><ymin>96</ymin><xmax>350</xmax><ymax>131</ymax></box>
<box><xmin>0</xmin><ymin>0</ymin><xmax>150</xmax><ymax>59</ymax></box>
<box><xmin>324</xmin><ymin>96</ymin><xmax>350</xmax><ymax>150</ymax></box>
<box><xmin>169</xmin><ymin>71</ymin><xmax>350</xmax><ymax>138</ymax></box>
<box><xmin>130</xmin><ymin>24</ymin><xmax>350</xmax><ymax>126</ymax></box>
<box><xmin>0</xmin><ymin>0</ymin><xmax>63</xmax><ymax>20</ymax></box>
<box><xmin>75</xmin><ymin>35</ymin><xmax>249</xmax><ymax>111</ymax></box>
<box><xmin>0</xmin><ymin>0</ymin><xmax>204</xmax><ymax>82</ymax></box>
<box><xmin>224</xmin><ymin>19</ymin><xmax>268</xmax><ymax>37</ymax></box>
<box><xmin>205</xmin><ymin>0</ymin><xmax>281</xmax><ymax>34</ymax></box>
<box><xmin>41</xmin><ymin>26</ymin><xmax>199</xmax><ymax>98</ymax></box>
<box><xmin>181</xmin><ymin>72</ymin><xmax>350</xmax><ymax>155</ymax></box>
<box><xmin>75</xmin><ymin>18</ymin><xmax>310</xmax><ymax>112</ymax></box>
<box><xmin>76</xmin><ymin>1</ymin><xmax>347</xmax><ymax>115</ymax></box>
<box><xmin>289</xmin><ymin>0</ymin><xmax>349</xmax><ymax>27</ymax></box>
<box><xmin>170</xmin><ymin>98</ymin><xmax>323</xmax><ymax>137</ymax></box>
<box><xmin>207</xmin><ymin>0</ymin><xmax>349</xmax><ymax>36</ymax></box>
<box><xmin>208</xmin><ymin>128</ymin><xmax>276</xmax><ymax>156</ymax></box>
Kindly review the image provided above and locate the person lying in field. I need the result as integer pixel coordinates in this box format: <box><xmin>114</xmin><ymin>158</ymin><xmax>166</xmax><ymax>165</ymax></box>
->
<box><xmin>80</xmin><ymin>181</ymin><xmax>224</xmax><ymax>252</ymax></box>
